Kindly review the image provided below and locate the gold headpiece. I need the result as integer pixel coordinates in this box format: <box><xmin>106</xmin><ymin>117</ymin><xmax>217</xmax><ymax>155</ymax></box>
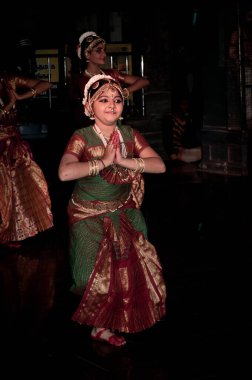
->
<box><xmin>77</xmin><ymin>31</ymin><xmax>105</xmax><ymax>60</ymax></box>
<box><xmin>83</xmin><ymin>74</ymin><xmax>129</xmax><ymax>118</ymax></box>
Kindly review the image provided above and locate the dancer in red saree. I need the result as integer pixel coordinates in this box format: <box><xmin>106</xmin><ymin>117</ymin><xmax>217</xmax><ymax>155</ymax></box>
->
<box><xmin>0</xmin><ymin>72</ymin><xmax>53</xmax><ymax>249</ymax></box>
<box><xmin>58</xmin><ymin>74</ymin><xmax>166</xmax><ymax>346</ymax></box>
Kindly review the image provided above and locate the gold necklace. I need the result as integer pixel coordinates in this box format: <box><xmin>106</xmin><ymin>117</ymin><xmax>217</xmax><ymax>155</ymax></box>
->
<box><xmin>85</xmin><ymin>69</ymin><xmax>105</xmax><ymax>78</ymax></box>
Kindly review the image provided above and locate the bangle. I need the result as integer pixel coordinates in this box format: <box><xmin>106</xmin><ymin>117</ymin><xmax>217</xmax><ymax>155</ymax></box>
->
<box><xmin>138</xmin><ymin>158</ymin><xmax>145</xmax><ymax>173</ymax></box>
<box><xmin>0</xmin><ymin>108</ymin><xmax>8</xmax><ymax>117</ymax></box>
<box><xmin>100</xmin><ymin>159</ymin><xmax>106</xmax><ymax>169</ymax></box>
<box><xmin>88</xmin><ymin>159</ymin><xmax>100</xmax><ymax>176</ymax></box>
<box><xmin>132</xmin><ymin>157</ymin><xmax>145</xmax><ymax>173</ymax></box>
<box><xmin>30</xmin><ymin>88</ymin><xmax>37</xmax><ymax>98</ymax></box>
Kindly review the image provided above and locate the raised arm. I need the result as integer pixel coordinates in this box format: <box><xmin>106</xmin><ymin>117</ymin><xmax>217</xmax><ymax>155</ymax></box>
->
<box><xmin>122</xmin><ymin>73</ymin><xmax>149</xmax><ymax>94</ymax></box>
<box><xmin>12</xmin><ymin>76</ymin><xmax>52</xmax><ymax>101</ymax></box>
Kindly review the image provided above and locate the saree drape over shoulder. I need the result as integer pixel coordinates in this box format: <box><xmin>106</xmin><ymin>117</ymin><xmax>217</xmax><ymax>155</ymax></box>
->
<box><xmin>66</xmin><ymin>125</ymin><xmax>166</xmax><ymax>333</ymax></box>
<box><xmin>0</xmin><ymin>111</ymin><xmax>53</xmax><ymax>243</ymax></box>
